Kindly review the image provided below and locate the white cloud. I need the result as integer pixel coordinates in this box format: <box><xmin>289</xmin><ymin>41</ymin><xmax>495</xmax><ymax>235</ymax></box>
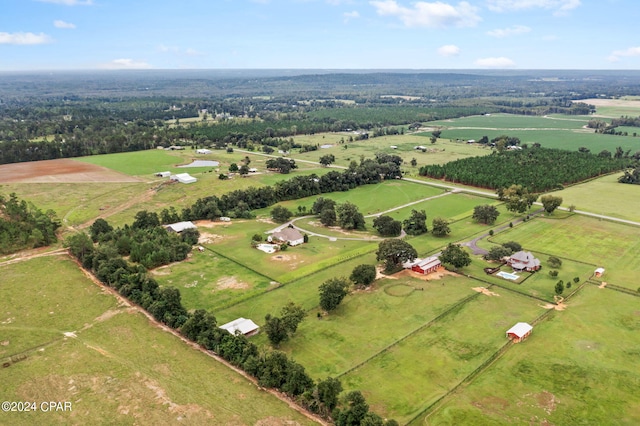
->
<box><xmin>437</xmin><ymin>44</ymin><xmax>460</xmax><ymax>56</ymax></box>
<box><xmin>370</xmin><ymin>1</ymin><xmax>481</xmax><ymax>28</ymax></box>
<box><xmin>343</xmin><ymin>10</ymin><xmax>360</xmax><ymax>22</ymax></box>
<box><xmin>487</xmin><ymin>25</ymin><xmax>530</xmax><ymax>38</ymax></box>
<box><xmin>54</xmin><ymin>20</ymin><xmax>76</xmax><ymax>29</ymax></box>
<box><xmin>100</xmin><ymin>58</ymin><xmax>152</xmax><ymax>69</ymax></box>
<box><xmin>608</xmin><ymin>46</ymin><xmax>640</xmax><ymax>62</ymax></box>
<box><xmin>36</xmin><ymin>0</ymin><xmax>93</xmax><ymax>5</ymax></box>
<box><xmin>474</xmin><ymin>56</ymin><xmax>516</xmax><ymax>67</ymax></box>
<box><xmin>486</xmin><ymin>0</ymin><xmax>580</xmax><ymax>16</ymax></box>
<box><xmin>0</xmin><ymin>32</ymin><xmax>52</xmax><ymax>45</ymax></box>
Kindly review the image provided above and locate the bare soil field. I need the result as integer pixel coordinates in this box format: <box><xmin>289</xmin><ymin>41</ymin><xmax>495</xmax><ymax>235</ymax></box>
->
<box><xmin>0</xmin><ymin>159</ymin><xmax>142</xmax><ymax>183</ymax></box>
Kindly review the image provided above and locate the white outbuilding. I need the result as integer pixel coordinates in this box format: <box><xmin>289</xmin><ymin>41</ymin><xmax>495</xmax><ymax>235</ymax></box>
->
<box><xmin>219</xmin><ymin>318</ymin><xmax>260</xmax><ymax>336</ymax></box>
<box><xmin>170</xmin><ymin>173</ymin><xmax>197</xmax><ymax>184</ymax></box>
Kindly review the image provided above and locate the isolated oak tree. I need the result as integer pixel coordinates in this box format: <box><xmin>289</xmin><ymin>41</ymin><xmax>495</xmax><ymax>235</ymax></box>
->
<box><xmin>319</xmin><ymin>277</ymin><xmax>349</xmax><ymax>312</ymax></box>
<box><xmin>540</xmin><ymin>195</ymin><xmax>563</xmax><ymax>214</ymax></box>
<box><xmin>376</xmin><ymin>239</ymin><xmax>418</xmax><ymax>273</ymax></box>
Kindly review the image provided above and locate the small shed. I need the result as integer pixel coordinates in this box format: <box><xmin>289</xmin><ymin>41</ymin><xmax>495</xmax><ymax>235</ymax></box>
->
<box><xmin>506</xmin><ymin>322</ymin><xmax>533</xmax><ymax>343</ymax></box>
<box><xmin>196</xmin><ymin>148</ymin><xmax>212</xmax><ymax>154</ymax></box>
<box><xmin>219</xmin><ymin>318</ymin><xmax>260</xmax><ymax>336</ymax></box>
<box><xmin>155</xmin><ymin>171</ymin><xmax>171</xmax><ymax>178</ymax></box>
<box><xmin>594</xmin><ymin>267</ymin><xmax>605</xmax><ymax>278</ymax></box>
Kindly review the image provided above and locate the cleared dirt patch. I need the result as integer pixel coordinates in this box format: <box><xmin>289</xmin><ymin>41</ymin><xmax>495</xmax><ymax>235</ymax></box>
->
<box><xmin>392</xmin><ymin>268</ymin><xmax>458</xmax><ymax>281</ymax></box>
<box><xmin>216</xmin><ymin>276</ymin><xmax>249</xmax><ymax>290</ymax></box>
<box><xmin>0</xmin><ymin>158</ymin><xmax>142</xmax><ymax>183</ymax></box>
<box><xmin>472</xmin><ymin>287</ymin><xmax>500</xmax><ymax>297</ymax></box>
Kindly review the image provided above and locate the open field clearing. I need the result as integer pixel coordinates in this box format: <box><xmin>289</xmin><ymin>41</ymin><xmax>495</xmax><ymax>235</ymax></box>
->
<box><xmin>341</xmin><ymin>289</ymin><xmax>546</xmax><ymax>424</ymax></box>
<box><xmin>425</xmin><ymin>113</ymin><xmax>640</xmax><ymax>153</ymax></box>
<box><xmin>0</xmin><ymin>158</ymin><xmax>141</xmax><ymax>183</ymax></box>
<box><xmin>554</xmin><ymin>173</ymin><xmax>640</xmax><ymax>222</ymax></box>
<box><xmin>0</xmin><ymin>257</ymin><xmax>313</xmax><ymax>425</ymax></box>
<box><xmin>281</xmin><ymin>275</ymin><xmax>482</xmax><ymax>378</ymax></box>
<box><xmin>422</xmin><ymin>286</ymin><xmax>640</xmax><ymax>426</ymax></box>
<box><xmin>490</xmin><ymin>215</ymin><xmax>640</xmax><ymax>290</ymax></box>
<box><xmin>258</xmin><ymin>180</ymin><xmax>444</xmax><ymax>219</ymax></box>
<box><xmin>216</xmin><ymin>253</ymin><xmax>378</xmax><ymax>324</ymax></box>
<box><xmin>579</xmin><ymin>97</ymin><xmax>640</xmax><ymax>118</ymax></box>
<box><xmin>290</xmin><ymin>134</ymin><xmax>492</xmax><ymax>169</ymax></box>
<box><xmin>0</xmin><ymin>182</ymin><xmax>148</xmax><ymax>229</ymax></box>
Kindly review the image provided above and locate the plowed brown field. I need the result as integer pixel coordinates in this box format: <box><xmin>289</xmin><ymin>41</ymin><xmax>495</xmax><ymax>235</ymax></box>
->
<box><xmin>0</xmin><ymin>159</ymin><xmax>141</xmax><ymax>183</ymax></box>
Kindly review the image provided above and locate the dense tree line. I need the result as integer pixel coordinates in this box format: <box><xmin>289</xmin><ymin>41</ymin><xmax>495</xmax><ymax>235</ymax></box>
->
<box><xmin>0</xmin><ymin>193</ymin><xmax>60</xmax><ymax>254</ymax></box>
<box><xmin>419</xmin><ymin>147</ymin><xmax>628</xmax><ymax>192</ymax></box>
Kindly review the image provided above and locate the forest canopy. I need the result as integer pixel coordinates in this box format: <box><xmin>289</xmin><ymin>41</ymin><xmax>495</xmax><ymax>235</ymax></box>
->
<box><xmin>418</xmin><ymin>147</ymin><xmax>629</xmax><ymax>192</ymax></box>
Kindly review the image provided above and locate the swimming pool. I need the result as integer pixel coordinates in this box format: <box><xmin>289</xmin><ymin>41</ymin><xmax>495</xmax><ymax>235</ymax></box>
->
<box><xmin>496</xmin><ymin>271</ymin><xmax>519</xmax><ymax>280</ymax></box>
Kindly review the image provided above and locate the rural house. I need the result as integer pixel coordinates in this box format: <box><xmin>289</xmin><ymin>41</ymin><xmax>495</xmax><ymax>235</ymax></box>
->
<box><xmin>219</xmin><ymin>318</ymin><xmax>260</xmax><ymax>336</ymax></box>
<box><xmin>594</xmin><ymin>267</ymin><xmax>605</xmax><ymax>277</ymax></box>
<box><xmin>269</xmin><ymin>228</ymin><xmax>305</xmax><ymax>246</ymax></box>
<box><xmin>506</xmin><ymin>322</ymin><xmax>533</xmax><ymax>343</ymax></box>
<box><xmin>507</xmin><ymin>251</ymin><xmax>541</xmax><ymax>272</ymax></box>
<box><xmin>402</xmin><ymin>256</ymin><xmax>442</xmax><ymax>275</ymax></box>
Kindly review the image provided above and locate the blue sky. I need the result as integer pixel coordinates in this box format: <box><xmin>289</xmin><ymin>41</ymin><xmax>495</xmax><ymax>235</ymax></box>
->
<box><xmin>1</xmin><ymin>0</ymin><xmax>639</xmax><ymax>71</ymax></box>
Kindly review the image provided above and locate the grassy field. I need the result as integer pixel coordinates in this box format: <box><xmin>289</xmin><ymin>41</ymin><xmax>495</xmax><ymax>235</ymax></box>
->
<box><xmin>341</xmin><ymin>289</ymin><xmax>546</xmax><ymax>423</ymax></box>
<box><xmin>281</xmin><ymin>275</ymin><xmax>480</xmax><ymax>378</ymax></box>
<box><xmin>290</xmin><ymin>133</ymin><xmax>493</xmax><ymax>169</ymax></box>
<box><xmin>0</xmin><ymin>256</ymin><xmax>314</xmax><ymax>425</ymax></box>
<box><xmin>424</xmin><ymin>113</ymin><xmax>640</xmax><ymax>153</ymax></box>
<box><xmin>422</xmin><ymin>285</ymin><xmax>640</xmax><ymax>426</ymax></box>
<box><xmin>554</xmin><ymin>173</ymin><xmax>640</xmax><ymax>222</ymax></box>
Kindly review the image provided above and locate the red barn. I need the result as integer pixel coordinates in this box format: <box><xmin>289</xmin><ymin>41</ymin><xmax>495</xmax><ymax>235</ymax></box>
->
<box><xmin>506</xmin><ymin>322</ymin><xmax>533</xmax><ymax>343</ymax></box>
<box><xmin>403</xmin><ymin>256</ymin><xmax>442</xmax><ymax>275</ymax></box>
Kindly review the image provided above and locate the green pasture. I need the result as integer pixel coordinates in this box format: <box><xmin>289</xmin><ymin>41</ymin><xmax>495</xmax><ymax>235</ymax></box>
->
<box><xmin>290</xmin><ymin>133</ymin><xmax>492</xmax><ymax>168</ymax></box>
<box><xmin>428</xmin><ymin>113</ymin><xmax>588</xmax><ymax>130</ymax></box>
<box><xmin>215</xmin><ymin>252</ymin><xmax>378</xmax><ymax>325</ymax></box>
<box><xmin>1</xmin><ymin>258</ymin><xmax>312</xmax><ymax>425</ymax></box>
<box><xmin>0</xmin><ymin>256</ymin><xmax>117</xmax><ymax>357</ymax></box>
<box><xmin>282</xmin><ymin>275</ymin><xmax>480</xmax><ymax>378</ymax></box>
<box><xmin>423</xmin><ymin>286</ymin><xmax>640</xmax><ymax>426</ymax></box>
<box><xmin>554</xmin><ymin>172</ymin><xmax>640</xmax><ymax>222</ymax></box>
<box><xmin>342</xmin><ymin>289</ymin><xmax>546</xmax><ymax>423</ymax></box>
<box><xmin>421</xmin><ymin>113</ymin><xmax>640</xmax><ymax>153</ymax></box>
<box><xmin>257</xmin><ymin>179</ymin><xmax>444</xmax><ymax>218</ymax></box>
<box><xmin>490</xmin><ymin>215</ymin><xmax>640</xmax><ymax>290</ymax></box>
<box><xmin>382</xmin><ymin>192</ymin><xmax>489</xmax><ymax>224</ymax></box>
<box><xmin>151</xmin><ymin>247</ymin><xmax>274</xmax><ymax>312</ymax></box>
<box><xmin>0</xmin><ymin>182</ymin><xmax>148</xmax><ymax>228</ymax></box>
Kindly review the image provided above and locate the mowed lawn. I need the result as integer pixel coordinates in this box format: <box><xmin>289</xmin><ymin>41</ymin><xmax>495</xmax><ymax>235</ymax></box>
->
<box><xmin>0</xmin><ymin>257</ymin><xmax>313</xmax><ymax>426</ymax></box>
<box><xmin>490</xmin><ymin>215</ymin><xmax>640</xmax><ymax>289</ymax></box>
<box><xmin>341</xmin><ymin>289</ymin><xmax>546</xmax><ymax>424</ymax></box>
<box><xmin>555</xmin><ymin>173</ymin><xmax>640</xmax><ymax>222</ymax></box>
<box><xmin>423</xmin><ymin>286</ymin><xmax>640</xmax><ymax>426</ymax></box>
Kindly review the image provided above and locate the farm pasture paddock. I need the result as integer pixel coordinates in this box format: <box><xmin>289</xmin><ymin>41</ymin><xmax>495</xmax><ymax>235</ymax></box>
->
<box><xmin>0</xmin><ymin>257</ymin><xmax>314</xmax><ymax>425</ymax></box>
<box><xmin>421</xmin><ymin>286</ymin><xmax>640</xmax><ymax>426</ymax></box>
